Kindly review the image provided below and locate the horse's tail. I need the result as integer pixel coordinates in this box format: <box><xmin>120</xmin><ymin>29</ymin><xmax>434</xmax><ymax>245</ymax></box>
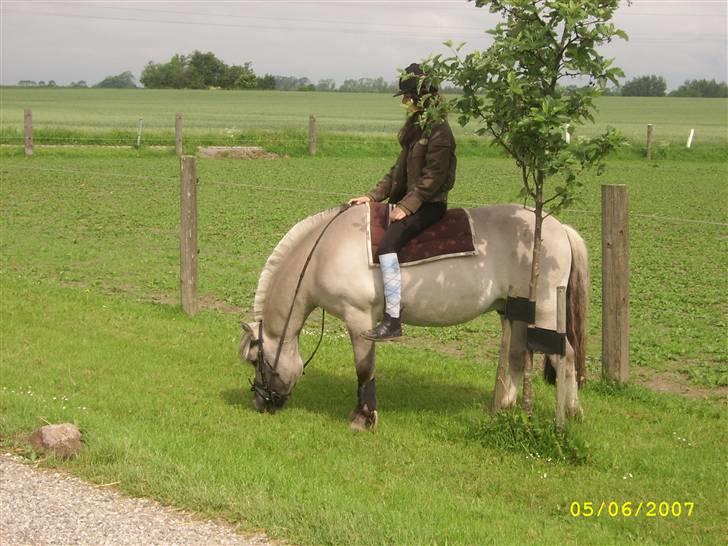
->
<box><xmin>543</xmin><ymin>224</ymin><xmax>589</xmax><ymax>387</ymax></box>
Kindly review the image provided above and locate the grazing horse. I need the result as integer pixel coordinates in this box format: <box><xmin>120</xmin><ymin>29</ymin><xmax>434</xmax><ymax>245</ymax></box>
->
<box><xmin>239</xmin><ymin>203</ymin><xmax>588</xmax><ymax>430</ymax></box>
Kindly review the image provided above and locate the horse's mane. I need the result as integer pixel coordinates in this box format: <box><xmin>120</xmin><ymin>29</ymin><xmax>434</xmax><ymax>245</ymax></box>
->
<box><xmin>253</xmin><ymin>206</ymin><xmax>346</xmax><ymax>321</ymax></box>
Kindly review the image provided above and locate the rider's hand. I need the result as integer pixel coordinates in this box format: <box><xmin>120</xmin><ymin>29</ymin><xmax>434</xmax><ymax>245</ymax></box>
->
<box><xmin>390</xmin><ymin>207</ymin><xmax>408</xmax><ymax>222</ymax></box>
<box><xmin>348</xmin><ymin>196</ymin><xmax>372</xmax><ymax>206</ymax></box>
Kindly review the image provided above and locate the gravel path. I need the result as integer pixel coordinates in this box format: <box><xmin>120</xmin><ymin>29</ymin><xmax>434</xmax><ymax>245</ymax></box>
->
<box><xmin>0</xmin><ymin>454</ymin><xmax>273</xmax><ymax>545</ymax></box>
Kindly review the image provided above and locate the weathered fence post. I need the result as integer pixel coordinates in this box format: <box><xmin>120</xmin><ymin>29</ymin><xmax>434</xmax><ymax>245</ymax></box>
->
<box><xmin>555</xmin><ymin>286</ymin><xmax>567</xmax><ymax>428</ymax></box>
<box><xmin>24</xmin><ymin>109</ymin><xmax>33</xmax><ymax>156</ymax></box>
<box><xmin>601</xmin><ymin>184</ymin><xmax>629</xmax><ymax>383</ymax></box>
<box><xmin>175</xmin><ymin>113</ymin><xmax>183</xmax><ymax>156</ymax></box>
<box><xmin>136</xmin><ymin>118</ymin><xmax>144</xmax><ymax>148</ymax></box>
<box><xmin>180</xmin><ymin>156</ymin><xmax>198</xmax><ymax>316</ymax></box>
<box><xmin>646</xmin><ymin>124</ymin><xmax>654</xmax><ymax>160</ymax></box>
<box><xmin>308</xmin><ymin>114</ymin><xmax>317</xmax><ymax>156</ymax></box>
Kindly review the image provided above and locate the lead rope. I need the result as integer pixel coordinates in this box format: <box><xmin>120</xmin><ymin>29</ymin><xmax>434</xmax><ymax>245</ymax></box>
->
<box><xmin>271</xmin><ymin>204</ymin><xmax>351</xmax><ymax>372</ymax></box>
<box><xmin>302</xmin><ymin>308</ymin><xmax>325</xmax><ymax>372</ymax></box>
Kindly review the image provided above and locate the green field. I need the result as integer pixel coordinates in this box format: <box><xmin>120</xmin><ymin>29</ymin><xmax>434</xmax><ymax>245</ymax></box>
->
<box><xmin>1</xmin><ymin>88</ymin><xmax>727</xmax><ymax>156</ymax></box>
<box><xmin>1</xmin><ymin>89</ymin><xmax>727</xmax><ymax>545</ymax></box>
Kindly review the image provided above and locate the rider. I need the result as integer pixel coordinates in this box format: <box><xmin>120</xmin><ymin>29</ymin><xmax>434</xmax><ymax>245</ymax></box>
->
<box><xmin>348</xmin><ymin>62</ymin><xmax>457</xmax><ymax>341</ymax></box>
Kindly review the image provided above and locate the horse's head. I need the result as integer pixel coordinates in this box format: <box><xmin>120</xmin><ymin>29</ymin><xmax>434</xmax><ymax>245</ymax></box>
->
<box><xmin>239</xmin><ymin>321</ymin><xmax>303</xmax><ymax>414</ymax></box>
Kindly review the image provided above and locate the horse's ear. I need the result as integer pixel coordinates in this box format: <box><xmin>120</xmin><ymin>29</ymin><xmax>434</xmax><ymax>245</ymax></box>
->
<box><xmin>238</xmin><ymin>321</ymin><xmax>260</xmax><ymax>364</ymax></box>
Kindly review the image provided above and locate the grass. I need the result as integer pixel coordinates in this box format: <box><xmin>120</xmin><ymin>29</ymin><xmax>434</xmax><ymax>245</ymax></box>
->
<box><xmin>1</xmin><ymin>147</ymin><xmax>725</xmax><ymax>384</ymax></box>
<box><xmin>0</xmin><ymin>102</ymin><xmax>726</xmax><ymax>543</ymax></box>
<box><xmin>1</xmin><ymin>88</ymin><xmax>727</xmax><ymax>159</ymax></box>
<box><xmin>1</xmin><ymin>275</ymin><xmax>726</xmax><ymax>545</ymax></box>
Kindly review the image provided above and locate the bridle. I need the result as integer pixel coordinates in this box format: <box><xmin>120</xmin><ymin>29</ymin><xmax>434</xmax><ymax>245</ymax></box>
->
<box><xmin>248</xmin><ymin>204</ymin><xmax>351</xmax><ymax>409</ymax></box>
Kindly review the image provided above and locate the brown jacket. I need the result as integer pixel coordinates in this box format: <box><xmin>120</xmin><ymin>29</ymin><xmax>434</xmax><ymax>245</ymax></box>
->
<box><xmin>366</xmin><ymin>120</ymin><xmax>457</xmax><ymax>214</ymax></box>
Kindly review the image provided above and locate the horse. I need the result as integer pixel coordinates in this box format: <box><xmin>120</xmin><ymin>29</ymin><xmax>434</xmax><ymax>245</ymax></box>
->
<box><xmin>239</xmin><ymin>203</ymin><xmax>588</xmax><ymax>431</ymax></box>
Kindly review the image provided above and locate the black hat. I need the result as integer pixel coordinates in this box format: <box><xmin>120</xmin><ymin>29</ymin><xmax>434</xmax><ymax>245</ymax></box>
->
<box><xmin>393</xmin><ymin>63</ymin><xmax>426</xmax><ymax>97</ymax></box>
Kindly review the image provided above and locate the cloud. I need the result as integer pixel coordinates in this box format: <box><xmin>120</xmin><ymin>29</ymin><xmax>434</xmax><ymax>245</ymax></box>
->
<box><xmin>1</xmin><ymin>0</ymin><xmax>725</xmax><ymax>89</ymax></box>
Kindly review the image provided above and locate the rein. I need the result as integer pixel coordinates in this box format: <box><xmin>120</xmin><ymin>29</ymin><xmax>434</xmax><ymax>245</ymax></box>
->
<box><xmin>250</xmin><ymin>204</ymin><xmax>350</xmax><ymax>406</ymax></box>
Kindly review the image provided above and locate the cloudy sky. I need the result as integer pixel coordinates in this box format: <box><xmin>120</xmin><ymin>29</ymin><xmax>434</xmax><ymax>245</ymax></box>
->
<box><xmin>1</xmin><ymin>0</ymin><xmax>726</xmax><ymax>90</ymax></box>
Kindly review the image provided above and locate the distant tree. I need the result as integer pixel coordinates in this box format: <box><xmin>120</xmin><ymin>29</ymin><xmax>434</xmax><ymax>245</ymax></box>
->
<box><xmin>141</xmin><ymin>52</ymin><xmax>257</xmax><ymax>89</ymax></box>
<box><xmin>339</xmin><ymin>77</ymin><xmax>397</xmax><ymax>93</ymax></box>
<box><xmin>186</xmin><ymin>50</ymin><xmax>227</xmax><ymax>88</ymax></box>
<box><xmin>274</xmin><ymin>76</ymin><xmax>311</xmax><ymax>91</ymax></box>
<box><xmin>298</xmin><ymin>84</ymin><xmax>316</xmax><ymax>92</ymax></box>
<box><xmin>95</xmin><ymin>71</ymin><xmax>137</xmax><ymax>88</ymax></box>
<box><xmin>70</xmin><ymin>80</ymin><xmax>88</xmax><ymax>88</ymax></box>
<box><xmin>620</xmin><ymin>75</ymin><xmax>666</xmax><ymax>97</ymax></box>
<box><xmin>222</xmin><ymin>63</ymin><xmax>257</xmax><ymax>89</ymax></box>
<box><xmin>38</xmin><ymin>81</ymin><xmax>46</xmax><ymax>86</ymax></box>
<box><xmin>18</xmin><ymin>80</ymin><xmax>37</xmax><ymax>86</ymax></box>
<box><xmin>440</xmin><ymin>83</ymin><xmax>463</xmax><ymax>95</ymax></box>
<box><xmin>669</xmin><ymin>79</ymin><xmax>728</xmax><ymax>98</ymax></box>
<box><xmin>256</xmin><ymin>74</ymin><xmax>276</xmax><ymax>90</ymax></box>
<box><xmin>316</xmin><ymin>79</ymin><xmax>336</xmax><ymax>91</ymax></box>
<box><xmin>141</xmin><ymin>54</ymin><xmax>187</xmax><ymax>88</ymax></box>
<box><xmin>47</xmin><ymin>80</ymin><xmax>57</xmax><ymax>87</ymax></box>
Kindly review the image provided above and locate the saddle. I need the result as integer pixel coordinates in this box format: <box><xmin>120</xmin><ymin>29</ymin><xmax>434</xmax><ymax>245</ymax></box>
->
<box><xmin>367</xmin><ymin>202</ymin><xmax>478</xmax><ymax>267</ymax></box>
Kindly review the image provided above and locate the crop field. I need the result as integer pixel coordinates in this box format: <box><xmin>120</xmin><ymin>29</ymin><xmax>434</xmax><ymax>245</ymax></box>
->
<box><xmin>2</xmin><ymin>88</ymin><xmax>727</xmax><ymax>156</ymax></box>
<box><xmin>1</xmin><ymin>89</ymin><xmax>727</xmax><ymax>545</ymax></box>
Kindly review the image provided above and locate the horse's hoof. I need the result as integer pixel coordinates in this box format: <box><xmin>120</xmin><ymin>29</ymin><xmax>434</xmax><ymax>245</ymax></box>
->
<box><xmin>349</xmin><ymin>410</ymin><xmax>378</xmax><ymax>432</ymax></box>
<box><xmin>567</xmin><ymin>404</ymin><xmax>584</xmax><ymax>422</ymax></box>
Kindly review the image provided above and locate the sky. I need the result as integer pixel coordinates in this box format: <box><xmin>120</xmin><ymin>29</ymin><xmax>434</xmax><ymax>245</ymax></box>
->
<box><xmin>1</xmin><ymin>0</ymin><xmax>726</xmax><ymax>91</ymax></box>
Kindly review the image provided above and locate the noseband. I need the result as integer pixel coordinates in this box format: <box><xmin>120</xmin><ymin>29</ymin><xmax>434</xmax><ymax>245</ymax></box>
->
<box><xmin>248</xmin><ymin>321</ymin><xmax>289</xmax><ymax>407</ymax></box>
<box><xmin>248</xmin><ymin>204</ymin><xmax>350</xmax><ymax>408</ymax></box>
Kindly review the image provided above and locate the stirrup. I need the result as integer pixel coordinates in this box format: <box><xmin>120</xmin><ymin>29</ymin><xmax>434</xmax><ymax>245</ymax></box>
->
<box><xmin>361</xmin><ymin>313</ymin><xmax>402</xmax><ymax>341</ymax></box>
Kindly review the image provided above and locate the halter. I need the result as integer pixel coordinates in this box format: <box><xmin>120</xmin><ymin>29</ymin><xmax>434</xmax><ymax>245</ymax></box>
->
<box><xmin>249</xmin><ymin>204</ymin><xmax>350</xmax><ymax>409</ymax></box>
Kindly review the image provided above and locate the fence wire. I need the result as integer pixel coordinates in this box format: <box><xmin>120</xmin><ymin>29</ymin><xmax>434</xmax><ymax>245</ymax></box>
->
<box><xmin>2</xmin><ymin>163</ymin><xmax>726</xmax><ymax>228</ymax></box>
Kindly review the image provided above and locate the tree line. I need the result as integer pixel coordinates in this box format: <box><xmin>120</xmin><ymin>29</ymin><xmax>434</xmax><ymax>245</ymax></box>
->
<box><xmin>14</xmin><ymin>50</ymin><xmax>728</xmax><ymax>98</ymax></box>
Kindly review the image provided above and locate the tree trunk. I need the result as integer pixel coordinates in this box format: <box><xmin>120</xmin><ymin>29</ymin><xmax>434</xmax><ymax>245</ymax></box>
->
<box><xmin>523</xmin><ymin>172</ymin><xmax>545</xmax><ymax>414</ymax></box>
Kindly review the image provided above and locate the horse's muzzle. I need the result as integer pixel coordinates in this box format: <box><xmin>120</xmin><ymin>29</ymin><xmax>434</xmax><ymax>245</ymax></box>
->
<box><xmin>253</xmin><ymin>392</ymin><xmax>287</xmax><ymax>414</ymax></box>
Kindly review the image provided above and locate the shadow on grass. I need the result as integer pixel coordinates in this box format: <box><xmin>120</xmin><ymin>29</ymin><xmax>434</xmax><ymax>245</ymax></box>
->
<box><xmin>222</xmin><ymin>365</ymin><xmax>488</xmax><ymax>422</ymax></box>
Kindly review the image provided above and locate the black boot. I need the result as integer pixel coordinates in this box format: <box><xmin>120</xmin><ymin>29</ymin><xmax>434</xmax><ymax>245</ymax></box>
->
<box><xmin>362</xmin><ymin>313</ymin><xmax>402</xmax><ymax>341</ymax></box>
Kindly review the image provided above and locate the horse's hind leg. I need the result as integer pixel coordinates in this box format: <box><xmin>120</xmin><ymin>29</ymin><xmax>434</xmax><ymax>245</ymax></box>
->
<box><xmin>345</xmin><ymin>309</ymin><xmax>378</xmax><ymax>431</ymax></box>
<box><xmin>493</xmin><ymin>318</ymin><xmax>529</xmax><ymax>411</ymax></box>
<box><xmin>555</xmin><ymin>340</ymin><xmax>582</xmax><ymax>428</ymax></box>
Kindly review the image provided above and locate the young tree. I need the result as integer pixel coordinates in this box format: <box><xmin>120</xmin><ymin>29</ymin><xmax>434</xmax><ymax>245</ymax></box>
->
<box><xmin>420</xmin><ymin>0</ymin><xmax>628</xmax><ymax>411</ymax></box>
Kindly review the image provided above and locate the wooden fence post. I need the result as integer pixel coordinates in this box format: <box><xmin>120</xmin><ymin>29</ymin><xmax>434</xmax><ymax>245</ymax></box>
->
<box><xmin>175</xmin><ymin>113</ymin><xmax>183</xmax><ymax>156</ymax></box>
<box><xmin>646</xmin><ymin>124</ymin><xmax>654</xmax><ymax>160</ymax></box>
<box><xmin>24</xmin><ymin>109</ymin><xmax>33</xmax><ymax>156</ymax></box>
<box><xmin>180</xmin><ymin>156</ymin><xmax>198</xmax><ymax>316</ymax></box>
<box><xmin>555</xmin><ymin>286</ymin><xmax>567</xmax><ymax>428</ymax></box>
<box><xmin>308</xmin><ymin>114</ymin><xmax>317</xmax><ymax>156</ymax></box>
<box><xmin>601</xmin><ymin>184</ymin><xmax>629</xmax><ymax>383</ymax></box>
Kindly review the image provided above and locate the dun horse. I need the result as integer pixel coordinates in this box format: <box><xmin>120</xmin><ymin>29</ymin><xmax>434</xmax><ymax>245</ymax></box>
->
<box><xmin>239</xmin><ymin>203</ymin><xmax>588</xmax><ymax>430</ymax></box>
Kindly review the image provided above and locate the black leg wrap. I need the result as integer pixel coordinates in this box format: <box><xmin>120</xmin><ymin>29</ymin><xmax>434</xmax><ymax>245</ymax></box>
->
<box><xmin>504</xmin><ymin>296</ymin><xmax>536</xmax><ymax>324</ymax></box>
<box><xmin>358</xmin><ymin>378</ymin><xmax>377</xmax><ymax>412</ymax></box>
<box><xmin>527</xmin><ymin>327</ymin><xmax>566</xmax><ymax>356</ymax></box>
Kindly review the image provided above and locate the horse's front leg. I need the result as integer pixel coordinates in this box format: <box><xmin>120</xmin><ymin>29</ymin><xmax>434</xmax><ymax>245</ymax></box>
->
<box><xmin>345</xmin><ymin>311</ymin><xmax>378</xmax><ymax>431</ymax></box>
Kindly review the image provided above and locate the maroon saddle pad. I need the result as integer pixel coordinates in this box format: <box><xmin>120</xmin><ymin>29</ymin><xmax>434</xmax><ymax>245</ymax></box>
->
<box><xmin>368</xmin><ymin>202</ymin><xmax>477</xmax><ymax>266</ymax></box>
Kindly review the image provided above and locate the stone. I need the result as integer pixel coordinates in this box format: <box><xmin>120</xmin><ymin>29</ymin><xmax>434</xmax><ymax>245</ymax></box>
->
<box><xmin>30</xmin><ymin>423</ymin><xmax>83</xmax><ymax>458</ymax></box>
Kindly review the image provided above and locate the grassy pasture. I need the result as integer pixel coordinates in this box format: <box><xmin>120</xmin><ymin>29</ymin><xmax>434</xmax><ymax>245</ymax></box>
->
<box><xmin>1</xmin><ymin>141</ymin><xmax>726</xmax><ymax>544</ymax></box>
<box><xmin>1</xmin><ymin>88</ymin><xmax>727</xmax><ymax>159</ymax></box>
